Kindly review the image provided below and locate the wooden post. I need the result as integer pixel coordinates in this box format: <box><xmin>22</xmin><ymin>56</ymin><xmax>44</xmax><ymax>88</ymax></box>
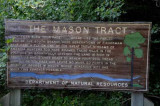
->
<box><xmin>9</xmin><ymin>89</ymin><xmax>21</xmax><ymax>106</ymax></box>
<box><xmin>131</xmin><ymin>92</ymin><xmax>144</xmax><ymax>106</ymax></box>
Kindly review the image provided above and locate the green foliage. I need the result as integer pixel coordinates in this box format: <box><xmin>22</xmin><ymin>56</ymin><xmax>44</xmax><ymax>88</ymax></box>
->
<box><xmin>95</xmin><ymin>0</ymin><xmax>125</xmax><ymax>21</ymax></box>
<box><xmin>126</xmin><ymin>57</ymin><xmax>131</xmax><ymax>62</ymax></box>
<box><xmin>134</xmin><ymin>48</ymin><xmax>143</xmax><ymax>58</ymax></box>
<box><xmin>22</xmin><ymin>90</ymin><xmax>127</xmax><ymax>106</ymax></box>
<box><xmin>0</xmin><ymin>38</ymin><xmax>14</xmax><ymax>97</ymax></box>
<box><xmin>124</xmin><ymin>32</ymin><xmax>145</xmax><ymax>48</ymax></box>
<box><xmin>149</xmin><ymin>25</ymin><xmax>160</xmax><ymax>106</ymax></box>
<box><xmin>149</xmin><ymin>83</ymin><xmax>160</xmax><ymax>95</ymax></box>
<box><xmin>123</xmin><ymin>47</ymin><xmax>131</xmax><ymax>62</ymax></box>
<box><xmin>151</xmin><ymin>24</ymin><xmax>160</xmax><ymax>44</ymax></box>
<box><xmin>151</xmin><ymin>24</ymin><xmax>160</xmax><ymax>34</ymax></box>
<box><xmin>123</xmin><ymin>32</ymin><xmax>145</xmax><ymax>62</ymax></box>
<box><xmin>0</xmin><ymin>0</ymin><xmax>125</xmax><ymax>21</ymax></box>
<box><xmin>123</xmin><ymin>47</ymin><xmax>130</xmax><ymax>56</ymax></box>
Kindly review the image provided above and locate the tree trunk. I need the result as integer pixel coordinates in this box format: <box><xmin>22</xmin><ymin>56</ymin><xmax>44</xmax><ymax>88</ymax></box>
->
<box><xmin>131</xmin><ymin>48</ymin><xmax>134</xmax><ymax>87</ymax></box>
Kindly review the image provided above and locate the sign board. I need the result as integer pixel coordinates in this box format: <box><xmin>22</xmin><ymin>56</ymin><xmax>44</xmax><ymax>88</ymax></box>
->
<box><xmin>5</xmin><ymin>20</ymin><xmax>151</xmax><ymax>91</ymax></box>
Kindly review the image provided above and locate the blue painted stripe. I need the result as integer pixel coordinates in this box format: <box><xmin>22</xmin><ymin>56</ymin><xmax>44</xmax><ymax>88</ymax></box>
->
<box><xmin>10</xmin><ymin>72</ymin><xmax>140</xmax><ymax>82</ymax></box>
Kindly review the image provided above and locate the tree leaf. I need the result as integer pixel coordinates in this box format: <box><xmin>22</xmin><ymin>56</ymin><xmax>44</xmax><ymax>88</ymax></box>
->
<box><xmin>135</xmin><ymin>48</ymin><xmax>143</xmax><ymax>58</ymax></box>
<box><xmin>126</xmin><ymin>57</ymin><xmax>131</xmax><ymax>62</ymax></box>
<box><xmin>124</xmin><ymin>32</ymin><xmax>145</xmax><ymax>48</ymax></box>
<box><xmin>123</xmin><ymin>46</ymin><xmax>131</xmax><ymax>56</ymax></box>
<box><xmin>6</xmin><ymin>38</ymin><xmax>14</xmax><ymax>44</ymax></box>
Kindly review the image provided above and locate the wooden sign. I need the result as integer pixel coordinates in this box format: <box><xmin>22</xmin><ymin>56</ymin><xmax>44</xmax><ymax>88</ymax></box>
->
<box><xmin>5</xmin><ymin>20</ymin><xmax>151</xmax><ymax>91</ymax></box>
